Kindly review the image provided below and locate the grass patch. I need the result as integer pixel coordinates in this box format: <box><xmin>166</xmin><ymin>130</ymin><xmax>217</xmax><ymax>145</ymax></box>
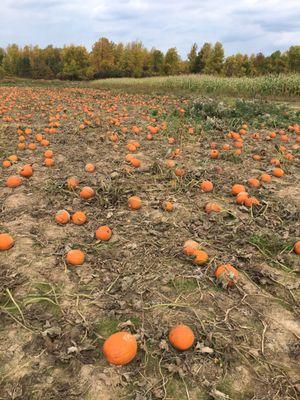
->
<box><xmin>169</xmin><ymin>277</ymin><xmax>198</xmax><ymax>293</ymax></box>
<box><xmin>94</xmin><ymin>316</ymin><xmax>140</xmax><ymax>338</ymax></box>
<box><xmin>249</xmin><ymin>233</ymin><xmax>293</xmax><ymax>257</ymax></box>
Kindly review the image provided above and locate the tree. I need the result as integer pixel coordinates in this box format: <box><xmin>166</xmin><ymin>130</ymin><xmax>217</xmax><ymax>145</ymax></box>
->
<box><xmin>150</xmin><ymin>49</ymin><xmax>164</xmax><ymax>75</ymax></box>
<box><xmin>90</xmin><ymin>37</ymin><xmax>115</xmax><ymax>77</ymax></box>
<box><xmin>253</xmin><ymin>53</ymin><xmax>268</xmax><ymax>75</ymax></box>
<box><xmin>164</xmin><ymin>48</ymin><xmax>180</xmax><ymax>75</ymax></box>
<box><xmin>287</xmin><ymin>46</ymin><xmax>300</xmax><ymax>72</ymax></box>
<box><xmin>0</xmin><ymin>48</ymin><xmax>5</xmax><ymax>65</ymax></box>
<box><xmin>205</xmin><ymin>42</ymin><xmax>224</xmax><ymax>74</ymax></box>
<box><xmin>3</xmin><ymin>44</ymin><xmax>21</xmax><ymax>75</ymax></box>
<box><xmin>43</xmin><ymin>45</ymin><xmax>63</xmax><ymax>77</ymax></box>
<box><xmin>187</xmin><ymin>43</ymin><xmax>198</xmax><ymax>73</ymax></box>
<box><xmin>197</xmin><ymin>42</ymin><xmax>212</xmax><ymax>73</ymax></box>
<box><xmin>267</xmin><ymin>51</ymin><xmax>288</xmax><ymax>74</ymax></box>
<box><xmin>59</xmin><ymin>45</ymin><xmax>90</xmax><ymax>80</ymax></box>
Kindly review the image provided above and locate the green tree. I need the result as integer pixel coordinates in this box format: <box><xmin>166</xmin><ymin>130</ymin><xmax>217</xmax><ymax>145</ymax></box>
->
<box><xmin>197</xmin><ymin>42</ymin><xmax>212</xmax><ymax>73</ymax></box>
<box><xmin>287</xmin><ymin>46</ymin><xmax>300</xmax><ymax>72</ymax></box>
<box><xmin>3</xmin><ymin>44</ymin><xmax>21</xmax><ymax>75</ymax></box>
<box><xmin>205</xmin><ymin>42</ymin><xmax>224</xmax><ymax>74</ymax></box>
<box><xmin>150</xmin><ymin>49</ymin><xmax>164</xmax><ymax>75</ymax></box>
<box><xmin>59</xmin><ymin>45</ymin><xmax>90</xmax><ymax>80</ymax></box>
<box><xmin>43</xmin><ymin>45</ymin><xmax>63</xmax><ymax>77</ymax></box>
<box><xmin>187</xmin><ymin>43</ymin><xmax>198</xmax><ymax>73</ymax></box>
<box><xmin>164</xmin><ymin>47</ymin><xmax>180</xmax><ymax>75</ymax></box>
<box><xmin>91</xmin><ymin>37</ymin><xmax>115</xmax><ymax>77</ymax></box>
<box><xmin>253</xmin><ymin>53</ymin><xmax>268</xmax><ymax>75</ymax></box>
<box><xmin>0</xmin><ymin>48</ymin><xmax>5</xmax><ymax>65</ymax></box>
<box><xmin>267</xmin><ymin>51</ymin><xmax>288</xmax><ymax>74</ymax></box>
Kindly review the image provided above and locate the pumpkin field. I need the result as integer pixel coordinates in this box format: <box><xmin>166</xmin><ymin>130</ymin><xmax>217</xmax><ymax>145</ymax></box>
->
<box><xmin>0</xmin><ymin>83</ymin><xmax>300</xmax><ymax>400</ymax></box>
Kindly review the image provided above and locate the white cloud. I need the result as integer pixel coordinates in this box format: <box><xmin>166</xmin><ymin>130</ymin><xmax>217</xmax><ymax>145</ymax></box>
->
<box><xmin>0</xmin><ymin>0</ymin><xmax>299</xmax><ymax>56</ymax></box>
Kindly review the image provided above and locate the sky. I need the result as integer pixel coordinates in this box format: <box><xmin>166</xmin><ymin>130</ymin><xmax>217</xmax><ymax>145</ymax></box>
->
<box><xmin>0</xmin><ymin>0</ymin><xmax>299</xmax><ymax>57</ymax></box>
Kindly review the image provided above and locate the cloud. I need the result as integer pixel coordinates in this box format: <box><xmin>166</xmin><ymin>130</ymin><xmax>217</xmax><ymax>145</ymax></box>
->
<box><xmin>0</xmin><ymin>0</ymin><xmax>299</xmax><ymax>56</ymax></box>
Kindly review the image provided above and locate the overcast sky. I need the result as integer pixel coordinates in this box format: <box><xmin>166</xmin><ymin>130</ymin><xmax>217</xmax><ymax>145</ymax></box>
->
<box><xmin>1</xmin><ymin>0</ymin><xmax>299</xmax><ymax>57</ymax></box>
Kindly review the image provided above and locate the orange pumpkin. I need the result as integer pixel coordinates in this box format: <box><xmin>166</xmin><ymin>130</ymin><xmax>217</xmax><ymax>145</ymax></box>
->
<box><xmin>6</xmin><ymin>176</ymin><xmax>22</xmax><ymax>188</ymax></box>
<box><xmin>215</xmin><ymin>264</ymin><xmax>238</xmax><ymax>288</ymax></box>
<box><xmin>128</xmin><ymin>196</ymin><xmax>142</xmax><ymax>210</ymax></box>
<box><xmin>193</xmin><ymin>250</ymin><xmax>208</xmax><ymax>265</ymax></box>
<box><xmin>55</xmin><ymin>210</ymin><xmax>70</xmax><ymax>225</ymax></box>
<box><xmin>169</xmin><ymin>324</ymin><xmax>195</xmax><ymax>350</ymax></box>
<box><xmin>72</xmin><ymin>211</ymin><xmax>87</xmax><ymax>225</ymax></box>
<box><xmin>80</xmin><ymin>186</ymin><xmax>95</xmax><ymax>200</ymax></box>
<box><xmin>95</xmin><ymin>226</ymin><xmax>112</xmax><ymax>241</ymax></box>
<box><xmin>0</xmin><ymin>233</ymin><xmax>14</xmax><ymax>251</ymax></box>
<box><xmin>20</xmin><ymin>164</ymin><xmax>33</xmax><ymax>178</ymax></box>
<box><xmin>200</xmin><ymin>180</ymin><xmax>213</xmax><ymax>192</ymax></box>
<box><xmin>103</xmin><ymin>332</ymin><xmax>137</xmax><ymax>365</ymax></box>
<box><xmin>66</xmin><ymin>249</ymin><xmax>85</xmax><ymax>265</ymax></box>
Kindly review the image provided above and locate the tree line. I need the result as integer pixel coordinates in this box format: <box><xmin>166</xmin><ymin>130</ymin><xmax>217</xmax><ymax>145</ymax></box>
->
<box><xmin>0</xmin><ymin>38</ymin><xmax>299</xmax><ymax>80</ymax></box>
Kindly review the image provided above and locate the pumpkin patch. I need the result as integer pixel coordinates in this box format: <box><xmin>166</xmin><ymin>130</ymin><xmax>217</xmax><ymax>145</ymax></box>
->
<box><xmin>0</xmin><ymin>85</ymin><xmax>299</xmax><ymax>399</ymax></box>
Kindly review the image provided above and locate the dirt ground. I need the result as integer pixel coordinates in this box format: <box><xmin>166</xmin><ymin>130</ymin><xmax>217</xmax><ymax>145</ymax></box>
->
<box><xmin>0</xmin><ymin>86</ymin><xmax>299</xmax><ymax>400</ymax></box>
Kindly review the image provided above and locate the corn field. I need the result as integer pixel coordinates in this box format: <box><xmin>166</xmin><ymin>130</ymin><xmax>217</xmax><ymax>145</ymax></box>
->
<box><xmin>91</xmin><ymin>74</ymin><xmax>300</xmax><ymax>99</ymax></box>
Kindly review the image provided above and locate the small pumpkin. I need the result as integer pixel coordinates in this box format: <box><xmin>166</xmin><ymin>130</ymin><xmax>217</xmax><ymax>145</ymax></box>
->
<box><xmin>169</xmin><ymin>324</ymin><xmax>195</xmax><ymax>350</ymax></box>
<box><xmin>72</xmin><ymin>211</ymin><xmax>87</xmax><ymax>225</ymax></box>
<box><xmin>80</xmin><ymin>186</ymin><xmax>95</xmax><ymax>200</ymax></box>
<box><xmin>66</xmin><ymin>249</ymin><xmax>85</xmax><ymax>265</ymax></box>
<box><xmin>215</xmin><ymin>264</ymin><xmax>238</xmax><ymax>288</ymax></box>
<box><xmin>103</xmin><ymin>332</ymin><xmax>137</xmax><ymax>365</ymax></box>
<box><xmin>95</xmin><ymin>226</ymin><xmax>112</xmax><ymax>241</ymax></box>
<box><xmin>0</xmin><ymin>233</ymin><xmax>14</xmax><ymax>251</ymax></box>
<box><xmin>6</xmin><ymin>176</ymin><xmax>22</xmax><ymax>188</ymax></box>
<box><xmin>128</xmin><ymin>196</ymin><xmax>142</xmax><ymax>210</ymax></box>
<box><xmin>55</xmin><ymin>210</ymin><xmax>70</xmax><ymax>225</ymax></box>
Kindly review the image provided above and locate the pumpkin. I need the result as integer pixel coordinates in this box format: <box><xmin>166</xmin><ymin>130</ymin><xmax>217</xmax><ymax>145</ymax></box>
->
<box><xmin>3</xmin><ymin>160</ymin><xmax>11</xmax><ymax>168</ymax></box>
<box><xmin>72</xmin><ymin>211</ymin><xmax>87</xmax><ymax>225</ymax></box>
<box><xmin>169</xmin><ymin>324</ymin><xmax>195</xmax><ymax>350</ymax></box>
<box><xmin>261</xmin><ymin>173</ymin><xmax>271</xmax><ymax>183</ymax></box>
<box><xmin>0</xmin><ymin>233</ymin><xmax>14</xmax><ymax>251</ymax></box>
<box><xmin>244</xmin><ymin>196</ymin><xmax>260</xmax><ymax>207</ymax></box>
<box><xmin>128</xmin><ymin>196</ymin><xmax>142</xmax><ymax>210</ymax></box>
<box><xmin>67</xmin><ymin>176</ymin><xmax>79</xmax><ymax>189</ymax></box>
<box><xmin>175</xmin><ymin>168</ymin><xmax>185</xmax><ymax>177</ymax></box>
<box><xmin>215</xmin><ymin>264</ymin><xmax>238</xmax><ymax>288</ymax></box>
<box><xmin>103</xmin><ymin>332</ymin><xmax>137</xmax><ymax>365</ymax></box>
<box><xmin>80</xmin><ymin>186</ymin><xmax>95</xmax><ymax>200</ymax></box>
<box><xmin>236</xmin><ymin>191</ymin><xmax>249</xmax><ymax>205</ymax></box>
<box><xmin>193</xmin><ymin>250</ymin><xmax>208</xmax><ymax>265</ymax></box>
<box><xmin>231</xmin><ymin>184</ymin><xmax>246</xmax><ymax>196</ymax></box>
<box><xmin>6</xmin><ymin>176</ymin><xmax>22</xmax><ymax>188</ymax></box>
<box><xmin>210</xmin><ymin>150</ymin><xmax>219</xmax><ymax>159</ymax></box>
<box><xmin>66</xmin><ymin>249</ymin><xmax>85</xmax><ymax>265</ymax></box>
<box><xmin>163</xmin><ymin>201</ymin><xmax>174</xmax><ymax>212</ymax></box>
<box><xmin>44</xmin><ymin>150</ymin><xmax>53</xmax><ymax>158</ymax></box>
<box><xmin>272</xmin><ymin>168</ymin><xmax>284</xmax><ymax>178</ymax></box>
<box><xmin>247</xmin><ymin>178</ymin><xmax>260</xmax><ymax>188</ymax></box>
<box><xmin>130</xmin><ymin>158</ymin><xmax>141</xmax><ymax>168</ymax></box>
<box><xmin>85</xmin><ymin>163</ymin><xmax>96</xmax><ymax>173</ymax></box>
<box><xmin>55</xmin><ymin>210</ymin><xmax>70</xmax><ymax>225</ymax></box>
<box><xmin>20</xmin><ymin>164</ymin><xmax>33</xmax><ymax>178</ymax></box>
<box><xmin>44</xmin><ymin>158</ymin><xmax>55</xmax><ymax>167</ymax></box>
<box><xmin>95</xmin><ymin>226</ymin><xmax>112</xmax><ymax>241</ymax></box>
<box><xmin>200</xmin><ymin>180</ymin><xmax>213</xmax><ymax>192</ymax></box>
<box><xmin>205</xmin><ymin>202</ymin><xmax>221</xmax><ymax>214</ymax></box>
<box><xmin>294</xmin><ymin>241</ymin><xmax>300</xmax><ymax>255</ymax></box>
<box><xmin>182</xmin><ymin>239</ymin><xmax>198</xmax><ymax>255</ymax></box>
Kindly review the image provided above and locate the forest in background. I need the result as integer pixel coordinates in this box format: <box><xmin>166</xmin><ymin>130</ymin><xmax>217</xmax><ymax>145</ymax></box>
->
<box><xmin>0</xmin><ymin>38</ymin><xmax>299</xmax><ymax>81</ymax></box>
